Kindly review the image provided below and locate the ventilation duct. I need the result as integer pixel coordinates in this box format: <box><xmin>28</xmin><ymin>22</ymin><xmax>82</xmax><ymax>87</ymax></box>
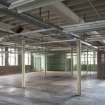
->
<box><xmin>9</xmin><ymin>0</ymin><xmax>64</xmax><ymax>13</ymax></box>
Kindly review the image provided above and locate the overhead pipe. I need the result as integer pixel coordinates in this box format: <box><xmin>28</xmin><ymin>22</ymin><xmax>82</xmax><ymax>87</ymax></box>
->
<box><xmin>0</xmin><ymin>8</ymin><xmax>79</xmax><ymax>42</ymax></box>
<box><xmin>0</xmin><ymin>2</ymin><xmax>79</xmax><ymax>42</ymax></box>
<box><xmin>0</xmin><ymin>1</ymin><xmax>62</xmax><ymax>31</ymax></box>
<box><xmin>0</xmin><ymin>0</ymin><xmax>10</xmax><ymax>7</ymax></box>
<box><xmin>0</xmin><ymin>1</ymin><xmax>79</xmax><ymax>39</ymax></box>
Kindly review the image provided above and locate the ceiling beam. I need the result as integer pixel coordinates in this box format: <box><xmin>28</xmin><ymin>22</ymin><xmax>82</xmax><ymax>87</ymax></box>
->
<box><xmin>81</xmin><ymin>40</ymin><xmax>98</xmax><ymax>49</ymax></box>
<box><xmin>88</xmin><ymin>37</ymin><xmax>105</xmax><ymax>41</ymax></box>
<box><xmin>0</xmin><ymin>22</ymin><xmax>14</xmax><ymax>33</ymax></box>
<box><xmin>38</xmin><ymin>39</ymin><xmax>76</xmax><ymax>44</ymax></box>
<box><xmin>87</xmin><ymin>0</ymin><xmax>101</xmax><ymax>18</ymax></box>
<box><xmin>63</xmin><ymin>20</ymin><xmax>105</xmax><ymax>33</ymax></box>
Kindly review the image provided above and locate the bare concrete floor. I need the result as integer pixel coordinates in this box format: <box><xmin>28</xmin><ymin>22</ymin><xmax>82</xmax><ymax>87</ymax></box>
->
<box><xmin>0</xmin><ymin>71</ymin><xmax>104</xmax><ymax>105</ymax></box>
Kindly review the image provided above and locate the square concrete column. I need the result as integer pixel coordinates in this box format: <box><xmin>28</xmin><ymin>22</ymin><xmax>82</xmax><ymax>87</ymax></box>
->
<box><xmin>5</xmin><ymin>47</ymin><xmax>8</xmax><ymax>66</ymax></box>
<box><xmin>21</xmin><ymin>41</ymin><xmax>25</xmax><ymax>88</ymax></box>
<box><xmin>97</xmin><ymin>49</ymin><xmax>105</xmax><ymax>79</ymax></box>
<box><xmin>18</xmin><ymin>48</ymin><xmax>22</xmax><ymax>66</ymax></box>
<box><xmin>76</xmin><ymin>39</ymin><xmax>81</xmax><ymax>96</ymax></box>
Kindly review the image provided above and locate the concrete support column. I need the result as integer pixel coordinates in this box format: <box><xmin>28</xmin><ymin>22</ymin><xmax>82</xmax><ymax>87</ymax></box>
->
<box><xmin>93</xmin><ymin>50</ymin><xmax>96</xmax><ymax>71</ymax></box>
<box><xmin>76</xmin><ymin>39</ymin><xmax>81</xmax><ymax>96</ymax></box>
<box><xmin>45</xmin><ymin>52</ymin><xmax>47</xmax><ymax>77</ymax></box>
<box><xmin>21</xmin><ymin>40</ymin><xmax>25</xmax><ymax>88</ymax></box>
<box><xmin>65</xmin><ymin>53</ymin><xmax>67</xmax><ymax>72</ymax></box>
<box><xmin>71</xmin><ymin>48</ymin><xmax>73</xmax><ymax>75</ymax></box>
<box><xmin>18</xmin><ymin>48</ymin><xmax>22</xmax><ymax>66</ymax></box>
<box><xmin>97</xmin><ymin>49</ymin><xmax>105</xmax><ymax>79</ymax></box>
<box><xmin>5</xmin><ymin>47</ymin><xmax>8</xmax><ymax>66</ymax></box>
<box><xmin>87</xmin><ymin>49</ymin><xmax>89</xmax><ymax>74</ymax></box>
<box><xmin>31</xmin><ymin>52</ymin><xmax>34</xmax><ymax>71</ymax></box>
<box><xmin>39</xmin><ymin>53</ymin><xmax>42</xmax><ymax>72</ymax></box>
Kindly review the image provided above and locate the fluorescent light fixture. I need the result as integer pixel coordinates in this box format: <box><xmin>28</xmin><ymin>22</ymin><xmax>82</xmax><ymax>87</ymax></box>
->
<box><xmin>9</xmin><ymin>0</ymin><xmax>64</xmax><ymax>13</ymax></box>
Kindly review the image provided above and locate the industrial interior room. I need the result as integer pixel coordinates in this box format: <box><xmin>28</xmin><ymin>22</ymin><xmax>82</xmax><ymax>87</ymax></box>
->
<box><xmin>0</xmin><ymin>0</ymin><xmax>105</xmax><ymax>105</ymax></box>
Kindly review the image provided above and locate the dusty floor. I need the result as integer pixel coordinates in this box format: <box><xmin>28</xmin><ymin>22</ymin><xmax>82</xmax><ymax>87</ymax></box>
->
<box><xmin>0</xmin><ymin>71</ymin><xmax>104</xmax><ymax>105</ymax></box>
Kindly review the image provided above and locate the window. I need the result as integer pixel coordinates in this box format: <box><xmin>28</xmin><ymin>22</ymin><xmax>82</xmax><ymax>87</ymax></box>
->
<box><xmin>0</xmin><ymin>48</ymin><xmax>5</xmax><ymax>66</ymax></box>
<box><xmin>8</xmin><ymin>48</ymin><xmax>18</xmax><ymax>66</ymax></box>
<box><xmin>66</xmin><ymin>51</ymin><xmax>97</xmax><ymax>65</ymax></box>
<box><xmin>25</xmin><ymin>52</ymin><xmax>31</xmax><ymax>65</ymax></box>
<box><xmin>81</xmin><ymin>51</ymin><xmax>97</xmax><ymax>65</ymax></box>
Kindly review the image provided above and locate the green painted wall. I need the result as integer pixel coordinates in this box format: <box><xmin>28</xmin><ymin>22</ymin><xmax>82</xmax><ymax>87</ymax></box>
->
<box><xmin>47</xmin><ymin>51</ymin><xmax>66</xmax><ymax>71</ymax></box>
<box><xmin>31</xmin><ymin>53</ymin><xmax>45</xmax><ymax>71</ymax></box>
<box><xmin>31</xmin><ymin>53</ymin><xmax>41</xmax><ymax>71</ymax></box>
<box><xmin>31</xmin><ymin>51</ymin><xmax>67</xmax><ymax>71</ymax></box>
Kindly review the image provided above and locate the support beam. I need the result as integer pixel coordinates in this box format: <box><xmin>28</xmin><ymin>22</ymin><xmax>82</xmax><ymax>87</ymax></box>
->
<box><xmin>81</xmin><ymin>41</ymin><xmax>98</xmax><ymax>49</ymax></box>
<box><xmin>39</xmin><ymin>39</ymin><xmax>76</xmax><ymax>45</ymax></box>
<box><xmin>2</xmin><ymin>28</ymin><xmax>55</xmax><ymax>40</ymax></box>
<box><xmin>87</xmin><ymin>0</ymin><xmax>101</xmax><ymax>18</ymax></box>
<box><xmin>76</xmin><ymin>39</ymin><xmax>81</xmax><ymax>96</ymax></box>
<box><xmin>88</xmin><ymin>37</ymin><xmax>105</xmax><ymax>41</ymax></box>
<box><xmin>50</xmin><ymin>47</ymin><xmax>71</xmax><ymax>51</ymax></box>
<box><xmin>63</xmin><ymin>20</ymin><xmax>105</xmax><ymax>33</ymax></box>
<box><xmin>0</xmin><ymin>22</ymin><xmax>14</xmax><ymax>33</ymax></box>
<box><xmin>21</xmin><ymin>40</ymin><xmax>25</xmax><ymax>88</ymax></box>
<box><xmin>1</xmin><ymin>28</ymin><xmax>79</xmax><ymax>41</ymax></box>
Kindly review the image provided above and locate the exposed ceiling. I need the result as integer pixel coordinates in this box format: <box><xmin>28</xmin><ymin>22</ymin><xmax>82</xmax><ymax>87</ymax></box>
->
<box><xmin>0</xmin><ymin>0</ymin><xmax>105</xmax><ymax>50</ymax></box>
